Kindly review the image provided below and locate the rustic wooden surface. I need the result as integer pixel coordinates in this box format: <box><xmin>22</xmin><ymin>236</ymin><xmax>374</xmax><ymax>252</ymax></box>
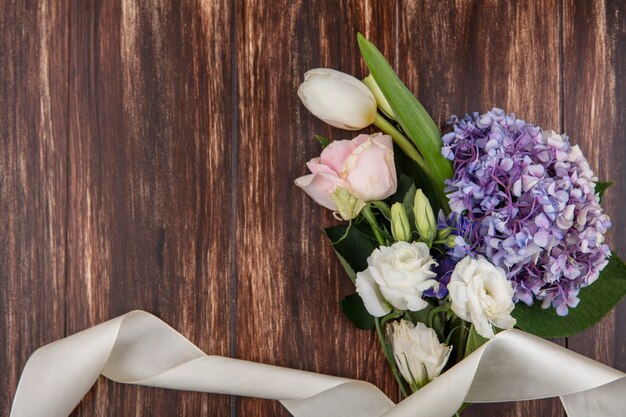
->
<box><xmin>2</xmin><ymin>0</ymin><xmax>625</xmax><ymax>416</ymax></box>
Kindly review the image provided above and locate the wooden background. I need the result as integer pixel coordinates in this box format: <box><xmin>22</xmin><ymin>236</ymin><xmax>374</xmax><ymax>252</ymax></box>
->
<box><xmin>2</xmin><ymin>0</ymin><xmax>625</xmax><ymax>416</ymax></box>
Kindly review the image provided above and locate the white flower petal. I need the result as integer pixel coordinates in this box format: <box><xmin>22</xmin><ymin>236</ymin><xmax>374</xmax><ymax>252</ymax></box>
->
<box><xmin>355</xmin><ymin>269</ymin><xmax>391</xmax><ymax>317</ymax></box>
<box><xmin>448</xmin><ymin>256</ymin><xmax>516</xmax><ymax>339</ymax></box>
<box><xmin>358</xmin><ymin>241</ymin><xmax>437</xmax><ymax>314</ymax></box>
<box><xmin>390</xmin><ymin>320</ymin><xmax>451</xmax><ymax>387</ymax></box>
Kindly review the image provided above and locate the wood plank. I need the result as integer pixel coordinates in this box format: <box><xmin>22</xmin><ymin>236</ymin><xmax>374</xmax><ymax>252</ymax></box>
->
<box><xmin>0</xmin><ymin>1</ymin><xmax>68</xmax><ymax>415</ymax></box>
<box><xmin>397</xmin><ymin>1</ymin><xmax>564</xmax><ymax>416</ymax></box>
<box><xmin>235</xmin><ymin>1</ymin><xmax>399</xmax><ymax>415</ymax></box>
<box><xmin>4</xmin><ymin>1</ymin><xmax>624</xmax><ymax>417</ymax></box>
<box><xmin>67</xmin><ymin>0</ymin><xmax>234</xmax><ymax>415</ymax></box>
<box><xmin>564</xmin><ymin>0</ymin><xmax>626</xmax><ymax>373</ymax></box>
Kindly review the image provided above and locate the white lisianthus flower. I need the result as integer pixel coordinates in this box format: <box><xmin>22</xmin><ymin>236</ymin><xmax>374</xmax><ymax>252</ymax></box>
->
<box><xmin>355</xmin><ymin>241</ymin><xmax>438</xmax><ymax>317</ymax></box>
<box><xmin>448</xmin><ymin>256</ymin><xmax>516</xmax><ymax>339</ymax></box>
<box><xmin>389</xmin><ymin>320</ymin><xmax>451</xmax><ymax>389</ymax></box>
<box><xmin>297</xmin><ymin>68</ymin><xmax>377</xmax><ymax>130</ymax></box>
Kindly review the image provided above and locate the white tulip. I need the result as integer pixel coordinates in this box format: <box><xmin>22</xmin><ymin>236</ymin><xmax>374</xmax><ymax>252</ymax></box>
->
<box><xmin>389</xmin><ymin>320</ymin><xmax>451</xmax><ymax>389</ymax></box>
<box><xmin>298</xmin><ymin>68</ymin><xmax>377</xmax><ymax>130</ymax></box>
<box><xmin>355</xmin><ymin>241</ymin><xmax>438</xmax><ymax>317</ymax></box>
<box><xmin>448</xmin><ymin>256</ymin><xmax>516</xmax><ymax>339</ymax></box>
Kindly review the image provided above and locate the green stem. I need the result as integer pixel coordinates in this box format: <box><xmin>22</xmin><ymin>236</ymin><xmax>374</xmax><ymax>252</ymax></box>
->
<box><xmin>375</xmin><ymin>317</ymin><xmax>410</xmax><ymax>399</ymax></box>
<box><xmin>373</xmin><ymin>114</ymin><xmax>431</xmax><ymax>175</ymax></box>
<box><xmin>361</xmin><ymin>204</ymin><xmax>386</xmax><ymax>246</ymax></box>
<box><xmin>427</xmin><ymin>305</ymin><xmax>448</xmax><ymax>329</ymax></box>
<box><xmin>456</xmin><ymin>324</ymin><xmax>470</xmax><ymax>363</ymax></box>
<box><xmin>373</xmin><ymin>114</ymin><xmax>450</xmax><ymax>214</ymax></box>
<box><xmin>458</xmin><ymin>403</ymin><xmax>472</xmax><ymax>414</ymax></box>
<box><xmin>370</xmin><ymin>200</ymin><xmax>391</xmax><ymax>220</ymax></box>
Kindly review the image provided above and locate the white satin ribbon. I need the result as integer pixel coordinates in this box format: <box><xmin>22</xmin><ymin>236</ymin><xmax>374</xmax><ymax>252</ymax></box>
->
<box><xmin>9</xmin><ymin>310</ymin><xmax>626</xmax><ymax>417</ymax></box>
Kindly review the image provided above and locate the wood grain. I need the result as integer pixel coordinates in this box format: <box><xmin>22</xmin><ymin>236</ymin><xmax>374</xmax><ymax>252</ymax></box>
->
<box><xmin>67</xmin><ymin>0</ymin><xmax>233</xmax><ymax>415</ymax></box>
<box><xmin>563</xmin><ymin>0</ymin><xmax>626</xmax><ymax>373</ymax></box>
<box><xmin>1</xmin><ymin>1</ymin><xmax>68</xmax><ymax>415</ymax></box>
<box><xmin>1</xmin><ymin>0</ymin><xmax>625</xmax><ymax>416</ymax></box>
<box><xmin>235</xmin><ymin>1</ymin><xmax>399</xmax><ymax>415</ymax></box>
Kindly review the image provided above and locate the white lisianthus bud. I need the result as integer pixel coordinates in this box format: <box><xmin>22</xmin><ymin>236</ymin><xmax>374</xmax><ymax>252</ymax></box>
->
<box><xmin>389</xmin><ymin>320</ymin><xmax>451</xmax><ymax>390</ymax></box>
<box><xmin>355</xmin><ymin>241</ymin><xmax>438</xmax><ymax>317</ymax></box>
<box><xmin>390</xmin><ymin>203</ymin><xmax>411</xmax><ymax>242</ymax></box>
<box><xmin>448</xmin><ymin>256</ymin><xmax>516</xmax><ymax>339</ymax></box>
<box><xmin>413</xmin><ymin>189</ymin><xmax>437</xmax><ymax>245</ymax></box>
<box><xmin>298</xmin><ymin>69</ymin><xmax>377</xmax><ymax>130</ymax></box>
<box><xmin>362</xmin><ymin>74</ymin><xmax>395</xmax><ymax>119</ymax></box>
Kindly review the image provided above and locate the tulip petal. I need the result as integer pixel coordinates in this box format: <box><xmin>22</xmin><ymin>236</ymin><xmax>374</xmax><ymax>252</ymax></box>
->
<box><xmin>298</xmin><ymin>69</ymin><xmax>376</xmax><ymax>130</ymax></box>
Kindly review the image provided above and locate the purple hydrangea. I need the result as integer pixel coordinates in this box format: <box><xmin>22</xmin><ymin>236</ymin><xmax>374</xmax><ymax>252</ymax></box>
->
<box><xmin>441</xmin><ymin>108</ymin><xmax>611</xmax><ymax>316</ymax></box>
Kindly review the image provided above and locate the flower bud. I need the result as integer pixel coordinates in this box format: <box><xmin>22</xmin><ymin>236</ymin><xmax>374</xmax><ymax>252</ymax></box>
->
<box><xmin>298</xmin><ymin>69</ymin><xmax>377</xmax><ymax>130</ymax></box>
<box><xmin>330</xmin><ymin>187</ymin><xmax>366</xmax><ymax>221</ymax></box>
<box><xmin>444</xmin><ymin>234</ymin><xmax>458</xmax><ymax>248</ymax></box>
<box><xmin>362</xmin><ymin>74</ymin><xmax>395</xmax><ymax>119</ymax></box>
<box><xmin>436</xmin><ymin>227</ymin><xmax>452</xmax><ymax>240</ymax></box>
<box><xmin>389</xmin><ymin>320</ymin><xmax>451</xmax><ymax>390</ymax></box>
<box><xmin>391</xmin><ymin>203</ymin><xmax>411</xmax><ymax>242</ymax></box>
<box><xmin>414</xmin><ymin>189</ymin><xmax>437</xmax><ymax>245</ymax></box>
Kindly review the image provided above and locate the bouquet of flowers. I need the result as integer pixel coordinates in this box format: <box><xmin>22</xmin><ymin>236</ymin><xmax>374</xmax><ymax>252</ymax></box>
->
<box><xmin>295</xmin><ymin>34</ymin><xmax>626</xmax><ymax>410</ymax></box>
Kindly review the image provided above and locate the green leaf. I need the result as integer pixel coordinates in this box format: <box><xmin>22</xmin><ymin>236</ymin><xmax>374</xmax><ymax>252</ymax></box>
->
<box><xmin>512</xmin><ymin>253</ymin><xmax>626</xmax><ymax>338</ymax></box>
<box><xmin>357</xmin><ymin>33</ymin><xmax>453</xmax><ymax>209</ymax></box>
<box><xmin>447</xmin><ymin>315</ymin><xmax>469</xmax><ymax>364</ymax></box>
<box><xmin>392</xmin><ymin>143</ymin><xmax>442</xmax><ymax>214</ymax></box>
<box><xmin>597</xmin><ymin>181</ymin><xmax>613</xmax><ymax>203</ymax></box>
<box><xmin>371</xmin><ymin>200</ymin><xmax>391</xmax><ymax>221</ymax></box>
<box><xmin>404</xmin><ymin>304</ymin><xmax>432</xmax><ymax>325</ymax></box>
<box><xmin>341</xmin><ymin>293</ymin><xmax>375</xmax><ymax>329</ymax></box>
<box><xmin>402</xmin><ymin>183</ymin><xmax>417</xmax><ymax>210</ymax></box>
<box><xmin>334</xmin><ymin>250</ymin><xmax>357</xmax><ymax>283</ymax></box>
<box><xmin>402</xmin><ymin>183</ymin><xmax>417</xmax><ymax>232</ymax></box>
<box><xmin>325</xmin><ymin>225</ymin><xmax>377</xmax><ymax>276</ymax></box>
<box><xmin>388</xmin><ymin>173</ymin><xmax>415</xmax><ymax>205</ymax></box>
<box><xmin>315</xmin><ymin>134</ymin><xmax>331</xmax><ymax>148</ymax></box>
<box><xmin>464</xmin><ymin>324</ymin><xmax>488</xmax><ymax>358</ymax></box>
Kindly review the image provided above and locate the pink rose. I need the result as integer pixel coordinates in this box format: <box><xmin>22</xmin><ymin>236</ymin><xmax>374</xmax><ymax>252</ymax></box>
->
<box><xmin>295</xmin><ymin>133</ymin><xmax>397</xmax><ymax>219</ymax></box>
